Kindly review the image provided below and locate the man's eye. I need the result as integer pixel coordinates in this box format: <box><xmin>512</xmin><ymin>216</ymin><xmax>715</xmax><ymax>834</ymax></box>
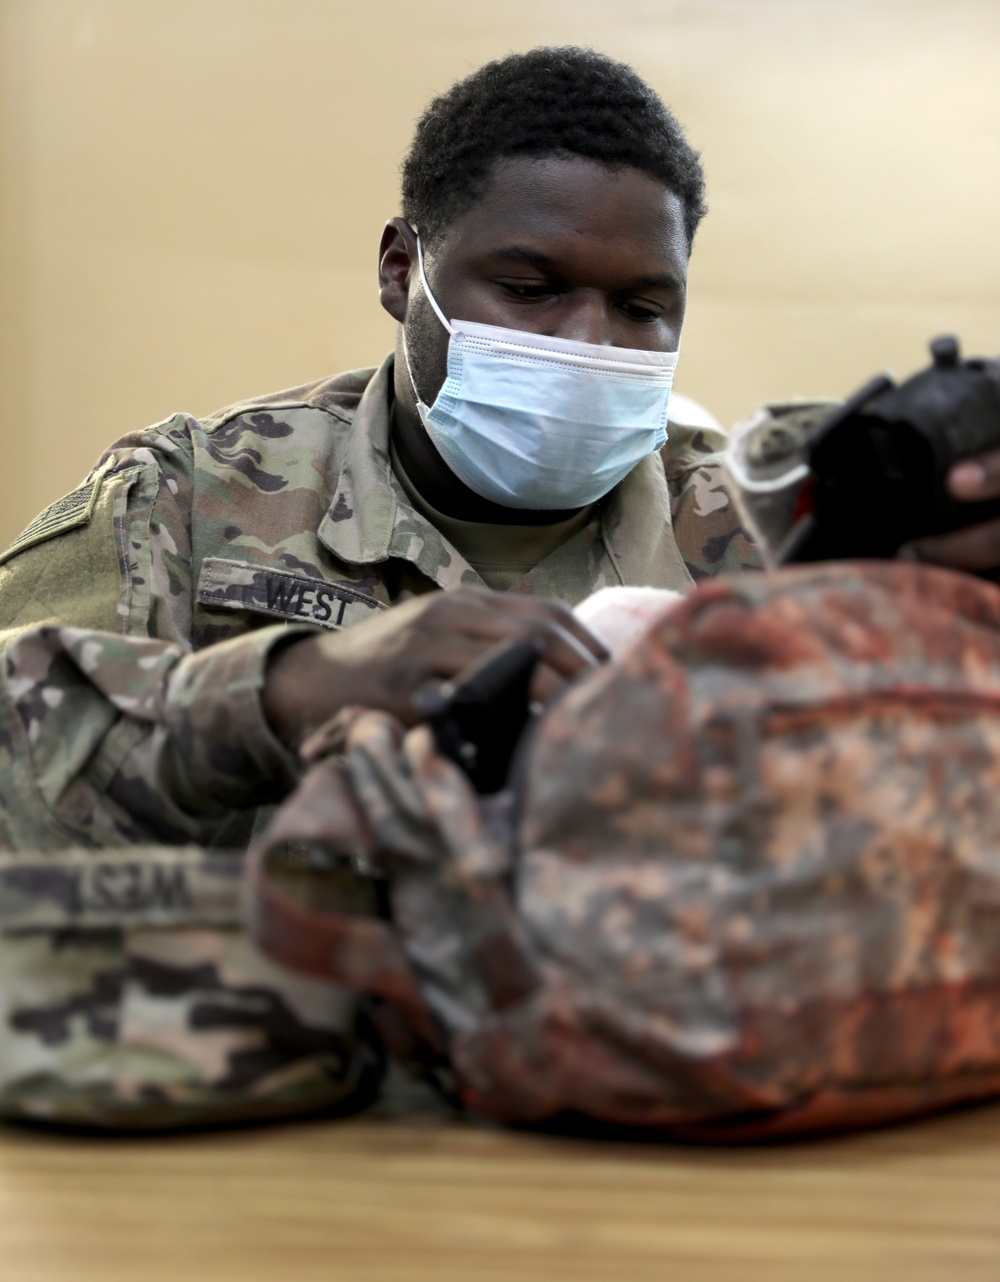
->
<box><xmin>619</xmin><ymin>301</ymin><xmax>662</xmax><ymax>322</ymax></box>
<box><xmin>499</xmin><ymin>281</ymin><xmax>554</xmax><ymax>300</ymax></box>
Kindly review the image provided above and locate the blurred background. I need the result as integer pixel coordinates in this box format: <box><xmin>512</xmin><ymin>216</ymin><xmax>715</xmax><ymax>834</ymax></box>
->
<box><xmin>1</xmin><ymin>0</ymin><xmax>998</xmax><ymax>547</ymax></box>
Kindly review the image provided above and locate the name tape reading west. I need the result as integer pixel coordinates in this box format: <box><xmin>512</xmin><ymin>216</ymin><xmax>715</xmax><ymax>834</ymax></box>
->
<box><xmin>0</xmin><ymin>847</ymin><xmax>244</xmax><ymax>933</ymax></box>
<box><xmin>196</xmin><ymin>557</ymin><xmax>386</xmax><ymax>630</ymax></box>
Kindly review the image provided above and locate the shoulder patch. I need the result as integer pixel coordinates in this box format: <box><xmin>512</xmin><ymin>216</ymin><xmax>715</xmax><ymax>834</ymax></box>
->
<box><xmin>0</xmin><ymin>459</ymin><xmax>116</xmax><ymax>567</ymax></box>
<box><xmin>197</xmin><ymin>556</ymin><xmax>386</xmax><ymax>630</ymax></box>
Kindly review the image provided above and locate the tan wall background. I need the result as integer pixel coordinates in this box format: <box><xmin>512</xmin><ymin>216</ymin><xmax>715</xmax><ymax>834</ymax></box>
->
<box><xmin>2</xmin><ymin>0</ymin><xmax>999</xmax><ymax>548</ymax></box>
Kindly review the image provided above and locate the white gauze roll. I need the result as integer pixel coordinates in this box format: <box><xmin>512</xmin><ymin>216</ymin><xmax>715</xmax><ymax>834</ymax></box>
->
<box><xmin>574</xmin><ymin>586</ymin><xmax>684</xmax><ymax>656</ymax></box>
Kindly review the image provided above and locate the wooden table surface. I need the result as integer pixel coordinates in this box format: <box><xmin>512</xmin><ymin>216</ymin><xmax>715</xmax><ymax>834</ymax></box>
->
<box><xmin>1</xmin><ymin>1103</ymin><xmax>999</xmax><ymax>1282</ymax></box>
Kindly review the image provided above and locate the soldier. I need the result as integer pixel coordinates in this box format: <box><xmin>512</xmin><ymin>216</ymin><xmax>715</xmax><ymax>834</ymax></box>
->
<box><xmin>0</xmin><ymin>47</ymin><xmax>763</xmax><ymax>853</ymax></box>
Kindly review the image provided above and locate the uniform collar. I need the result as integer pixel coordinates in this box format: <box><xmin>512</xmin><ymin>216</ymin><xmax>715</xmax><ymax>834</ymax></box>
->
<box><xmin>318</xmin><ymin>354</ymin><xmax>477</xmax><ymax>589</ymax></box>
<box><xmin>600</xmin><ymin>449</ymin><xmax>695</xmax><ymax>593</ymax></box>
<box><xmin>318</xmin><ymin>352</ymin><xmax>694</xmax><ymax>596</ymax></box>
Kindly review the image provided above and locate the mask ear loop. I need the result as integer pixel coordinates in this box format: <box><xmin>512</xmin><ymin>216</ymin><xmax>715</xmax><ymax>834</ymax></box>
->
<box><xmin>413</xmin><ymin>234</ymin><xmax>455</xmax><ymax>337</ymax></box>
<box><xmin>400</xmin><ymin>228</ymin><xmax>454</xmax><ymax>411</ymax></box>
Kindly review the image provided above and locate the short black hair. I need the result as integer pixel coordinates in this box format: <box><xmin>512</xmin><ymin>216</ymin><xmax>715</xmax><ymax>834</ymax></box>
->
<box><xmin>401</xmin><ymin>47</ymin><xmax>706</xmax><ymax>250</ymax></box>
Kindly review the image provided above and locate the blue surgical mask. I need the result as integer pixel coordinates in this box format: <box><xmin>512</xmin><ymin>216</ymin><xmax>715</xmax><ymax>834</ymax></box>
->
<box><xmin>401</xmin><ymin>235</ymin><xmax>678</xmax><ymax>511</ymax></box>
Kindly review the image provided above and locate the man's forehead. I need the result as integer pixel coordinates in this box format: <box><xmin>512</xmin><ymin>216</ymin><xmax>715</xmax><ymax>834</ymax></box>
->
<box><xmin>441</xmin><ymin>153</ymin><xmax>689</xmax><ymax>265</ymax></box>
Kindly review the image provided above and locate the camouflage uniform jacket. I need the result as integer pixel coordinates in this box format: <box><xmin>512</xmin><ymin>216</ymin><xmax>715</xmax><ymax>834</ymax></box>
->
<box><xmin>0</xmin><ymin>355</ymin><xmax>761</xmax><ymax>854</ymax></box>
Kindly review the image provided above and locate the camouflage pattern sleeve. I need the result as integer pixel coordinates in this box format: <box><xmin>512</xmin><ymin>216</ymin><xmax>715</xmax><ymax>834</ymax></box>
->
<box><xmin>0</xmin><ymin>418</ymin><xmax>305</xmax><ymax>852</ymax></box>
<box><xmin>662</xmin><ymin>422</ymin><xmax>765</xmax><ymax>581</ymax></box>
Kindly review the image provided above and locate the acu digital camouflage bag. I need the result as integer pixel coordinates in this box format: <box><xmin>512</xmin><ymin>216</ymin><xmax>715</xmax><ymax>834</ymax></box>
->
<box><xmin>248</xmin><ymin>561</ymin><xmax>1000</xmax><ymax>1138</ymax></box>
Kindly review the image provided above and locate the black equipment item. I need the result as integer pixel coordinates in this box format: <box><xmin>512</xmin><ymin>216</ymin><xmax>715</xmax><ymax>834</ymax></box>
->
<box><xmin>412</xmin><ymin>637</ymin><xmax>544</xmax><ymax>794</ymax></box>
<box><xmin>780</xmin><ymin>336</ymin><xmax>1000</xmax><ymax>565</ymax></box>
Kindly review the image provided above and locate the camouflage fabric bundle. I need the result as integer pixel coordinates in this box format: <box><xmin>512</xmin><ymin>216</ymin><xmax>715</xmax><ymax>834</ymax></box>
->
<box><xmin>248</xmin><ymin>561</ymin><xmax>1000</xmax><ymax>1137</ymax></box>
<box><xmin>0</xmin><ymin>844</ymin><xmax>382</xmax><ymax>1128</ymax></box>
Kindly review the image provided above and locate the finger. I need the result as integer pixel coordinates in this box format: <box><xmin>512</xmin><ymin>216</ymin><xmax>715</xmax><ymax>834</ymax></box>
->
<box><xmin>443</xmin><ymin>612</ymin><xmax>600</xmax><ymax>685</ymax></box>
<box><xmin>447</xmin><ymin>589</ymin><xmax>609</xmax><ymax>664</ymax></box>
<box><xmin>401</xmin><ymin>628</ymin><xmax>596</xmax><ymax>702</ymax></box>
<box><xmin>949</xmin><ymin>447</ymin><xmax>1000</xmax><ymax>501</ymax></box>
<box><xmin>529</xmin><ymin>661</ymin><xmax>570</xmax><ymax>708</ymax></box>
<box><xmin>902</xmin><ymin>516</ymin><xmax>1000</xmax><ymax>573</ymax></box>
<box><xmin>449</xmin><ymin>606</ymin><xmax>602</xmax><ymax>680</ymax></box>
<box><xmin>427</xmin><ymin>592</ymin><xmax>599</xmax><ymax>664</ymax></box>
<box><xmin>535</xmin><ymin>619</ymin><xmax>604</xmax><ymax>680</ymax></box>
<box><xmin>391</xmin><ymin>634</ymin><xmax>496</xmax><ymax>694</ymax></box>
<box><xmin>497</xmin><ymin>595</ymin><xmax>610</xmax><ymax>663</ymax></box>
<box><xmin>527</xmin><ymin>648</ymin><xmax>606</xmax><ymax>706</ymax></box>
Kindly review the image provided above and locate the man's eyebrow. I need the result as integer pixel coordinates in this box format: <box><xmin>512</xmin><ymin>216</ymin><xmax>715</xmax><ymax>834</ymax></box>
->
<box><xmin>630</xmin><ymin>272</ymin><xmax>683</xmax><ymax>291</ymax></box>
<box><xmin>484</xmin><ymin>246</ymin><xmax>557</xmax><ymax>268</ymax></box>
<box><xmin>483</xmin><ymin>247</ymin><xmax>682</xmax><ymax>291</ymax></box>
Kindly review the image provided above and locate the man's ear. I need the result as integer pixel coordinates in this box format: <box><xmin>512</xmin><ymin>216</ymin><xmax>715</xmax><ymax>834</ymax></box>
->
<box><xmin>378</xmin><ymin>218</ymin><xmax>418</xmax><ymax>323</ymax></box>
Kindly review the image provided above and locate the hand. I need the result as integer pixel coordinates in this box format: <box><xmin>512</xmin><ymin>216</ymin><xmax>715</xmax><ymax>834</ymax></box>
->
<box><xmin>901</xmin><ymin>448</ymin><xmax>1000</xmax><ymax>573</ymax></box>
<box><xmin>261</xmin><ymin>586</ymin><xmax>608</xmax><ymax>750</ymax></box>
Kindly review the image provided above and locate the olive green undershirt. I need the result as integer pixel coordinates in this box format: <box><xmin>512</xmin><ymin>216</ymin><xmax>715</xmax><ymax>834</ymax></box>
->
<box><xmin>389</xmin><ymin>436</ymin><xmax>595</xmax><ymax>591</ymax></box>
